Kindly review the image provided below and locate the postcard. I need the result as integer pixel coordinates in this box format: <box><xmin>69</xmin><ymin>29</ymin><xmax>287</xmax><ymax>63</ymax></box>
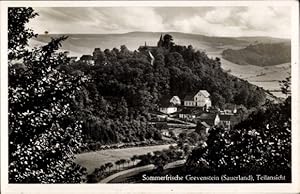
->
<box><xmin>1</xmin><ymin>0</ymin><xmax>299</xmax><ymax>193</ymax></box>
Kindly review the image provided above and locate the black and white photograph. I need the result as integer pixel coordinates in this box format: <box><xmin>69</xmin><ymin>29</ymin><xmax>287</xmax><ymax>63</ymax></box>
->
<box><xmin>1</xmin><ymin>0</ymin><xmax>299</xmax><ymax>193</ymax></box>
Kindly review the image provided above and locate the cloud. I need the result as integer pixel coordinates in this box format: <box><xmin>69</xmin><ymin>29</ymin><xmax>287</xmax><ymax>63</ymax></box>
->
<box><xmin>204</xmin><ymin>7</ymin><xmax>233</xmax><ymax>24</ymax></box>
<box><xmin>29</xmin><ymin>7</ymin><xmax>165</xmax><ymax>34</ymax></box>
<box><xmin>236</xmin><ymin>6</ymin><xmax>291</xmax><ymax>37</ymax></box>
<box><xmin>163</xmin><ymin>6</ymin><xmax>290</xmax><ymax>38</ymax></box>
<box><xmin>96</xmin><ymin>7</ymin><xmax>165</xmax><ymax>32</ymax></box>
<box><xmin>170</xmin><ymin>15</ymin><xmax>244</xmax><ymax>37</ymax></box>
<box><xmin>28</xmin><ymin>6</ymin><xmax>291</xmax><ymax>38</ymax></box>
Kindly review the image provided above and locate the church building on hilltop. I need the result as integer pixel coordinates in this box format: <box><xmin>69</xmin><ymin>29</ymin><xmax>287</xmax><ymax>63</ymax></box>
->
<box><xmin>138</xmin><ymin>34</ymin><xmax>167</xmax><ymax>52</ymax></box>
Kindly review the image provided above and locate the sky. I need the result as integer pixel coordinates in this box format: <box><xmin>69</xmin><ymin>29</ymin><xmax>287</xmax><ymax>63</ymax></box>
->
<box><xmin>28</xmin><ymin>6</ymin><xmax>291</xmax><ymax>38</ymax></box>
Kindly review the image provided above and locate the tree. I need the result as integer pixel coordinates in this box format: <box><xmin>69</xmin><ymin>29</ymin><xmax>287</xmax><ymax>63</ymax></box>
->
<box><xmin>126</xmin><ymin>159</ymin><xmax>131</xmax><ymax>167</ymax></box>
<box><xmin>195</xmin><ymin>122</ymin><xmax>208</xmax><ymax>143</ymax></box>
<box><xmin>8</xmin><ymin>7</ymin><xmax>86</xmax><ymax>183</ymax></box>
<box><xmin>162</xmin><ymin>34</ymin><xmax>174</xmax><ymax>49</ymax></box>
<box><xmin>234</xmin><ymin>87</ymin><xmax>249</xmax><ymax>105</ymax></box>
<box><xmin>183</xmin><ymin>144</ymin><xmax>191</xmax><ymax>156</ymax></box>
<box><xmin>120</xmin><ymin>45</ymin><xmax>130</xmax><ymax>56</ymax></box>
<box><xmin>8</xmin><ymin>7</ymin><xmax>38</xmax><ymax>60</ymax></box>
<box><xmin>131</xmin><ymin>155</ymin><xmax>138</xmax><ymax>166</ymax></box>
<box><xmin>100</xmin><ymin>165</ymin><xmax>106</xmax><ymax>173</ymax></box>
<box><xmin>93</xmin><ymin>48</ymin><xmax>107</xmax><ymax>66</ymax></box>
<box><xmin>108</xmin><ymin>162</ymin><xmax>114</xmax><ymax>173</ymax></box>
<box><xmin>188</xmin><ymin>131</ymin><xmax>200</xmax><ymax>145</ymax></box>
<box><xmin>115</xmin><ymin>160</ymin><xmax>121</xmax><ymax>171</ymax></box>
<box><xmin>153</xmin><ymin>155</ymin><xmax>167</xmax><ymax>173</ymax></box>
<box><xmin>178</xmin><ymin>132</ymin><xmax>188</xmax><ymax>148</ymax></box>
<box><xmin>105</xmin><ymin>162</ymin><xmax>113</xmax><ymax>173</ymax></box>
<box><xmin>119</xmin><ymin>159</ymin><xmax>127</xmax><ymax>169</ymax></box>
<box><xmin>279</xmin><ymin>75</ymin><xmax>291</xmax><ymax>97</ymax></box>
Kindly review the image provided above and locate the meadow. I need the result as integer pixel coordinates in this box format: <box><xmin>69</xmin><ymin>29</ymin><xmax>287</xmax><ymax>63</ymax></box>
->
<box><xmin>75</xmin><ymin>144</ymin><xmax>173</xmax><ymax>173</ymax></box>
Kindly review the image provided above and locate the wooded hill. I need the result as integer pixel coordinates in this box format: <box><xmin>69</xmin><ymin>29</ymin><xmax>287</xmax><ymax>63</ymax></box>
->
<box><xmin>222</xmin><ymin>42</ymin><xmax>291</xmax><ymax>66</ymax></box>
<box><xmin>62</xmin><ymin>34</ymin><xmax>267</xmax><ymax>145</ymax></box>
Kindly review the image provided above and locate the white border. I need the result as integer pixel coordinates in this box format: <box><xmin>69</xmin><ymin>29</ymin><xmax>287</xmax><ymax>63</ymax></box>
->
<box><xmin>1</xmin><ymin>1</ymin><xmax>299</xmax><ymax>193</ymax></box>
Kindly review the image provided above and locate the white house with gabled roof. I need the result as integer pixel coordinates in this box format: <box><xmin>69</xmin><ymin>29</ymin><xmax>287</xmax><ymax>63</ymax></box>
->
<box><xmin>183</xmin><ymin>90</ymin><xmax>212</xmax><ymax>109</ymax></box>
<box><xmin>158</xmin><ymin>95</ymin><xmax>181</xmax><ymax>114</ymax></box>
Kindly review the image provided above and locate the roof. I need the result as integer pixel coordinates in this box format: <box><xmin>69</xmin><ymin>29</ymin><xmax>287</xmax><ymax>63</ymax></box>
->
<box><xmin>178</xmin><ymin>109</ymin><xmax>194</xmax><ymax>115</ymax></box>
<box><xmin>170</xmin><ymin>95</ymin><xmax>180</xmax><ymax>101</ymax></box>
<box><xmin>149</xmin><ymin>109</ymin><xmax>169</xmax><ymax>116</ymax></box>
<box><xmin>138</xmin><ymin>46</ymin><xmax>158</xmax><ymax>52</ymax></box>
<box><xmin>197</xmin><ymin>113</ymin><xmax>218</xmax><ymax>126</ymax></box>
<box><xmin>198</xmin><ymin>113</ymin><xmax>218</xmax><ymax>120</ymax></box>
<box><xmin>159</xmin><ymin>95</ymin><xmax>176</xmax><ymax>107</ymax></box>
<box><xmin>179</xmin><ymin>108</ymin><xmax>205</xmax><ymax>115</ymax></box>
<box><xmin>200</xmin><ymin>121</ymin><xmax>210</xmax><ymax>128</ymax></box>
<box><xmin>219</xmin><ymin>115</ymin><xmax>232</xmax><ymax>121</ymax></box>
<box><xmin>183</xmin><ymin>94</ymin><xmax>195</xmax><ymax>101</ymax></box>
<box><xmin>199</xmin><ymin>90</ymin><xmax>210</xmax><ymax>98</ymax></box>
<box><xmin>80</xmin><ymin>55</ymin><xmax>93</xmax><ymax>60</ymax></box>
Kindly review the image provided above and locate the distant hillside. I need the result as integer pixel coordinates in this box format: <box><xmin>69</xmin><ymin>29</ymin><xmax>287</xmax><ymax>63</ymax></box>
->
<box><xmin>29</xmin><ymin>32</ymin><xmax>290</xmax><ymax>97</ymax></box>
<box><xmin>30</xmin><ymin>32</ymin><xmax>289</xmax><ymax>57</ymax></box>
<box><xmin>222</xmin><ymin>42</ymin><xmax>291</xmax><ymax>66</ymax></box>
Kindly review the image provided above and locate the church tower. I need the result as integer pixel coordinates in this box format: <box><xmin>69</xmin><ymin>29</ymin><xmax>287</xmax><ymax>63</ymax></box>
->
<box><xmin>157</xmin><ymin>34</ymin><xmax>163</xmax><ymax>47</ymax></box>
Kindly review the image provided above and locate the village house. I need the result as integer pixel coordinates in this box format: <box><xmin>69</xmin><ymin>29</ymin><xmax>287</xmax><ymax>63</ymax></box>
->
<box><xmin>183</xmin><ymin>90</ymin><xmax>212</xmax><ymax>109</ymax></box>
<box><xmin>219</xmin><ymin>114</ymin><xmax>239</xmax><ymax>129</ymax></box>
<box><xmin>178</xmin><ymin>108</ymin><xmax>205</xmax><ymax>120</ymax></box>
<box><xmin>178</xmin><ymin>109</ymin><xmax>196</xmax><ymax>120</ymax></box>
<box><xmin>196</xmin><ymin>112</ymin><xmax>220</xmax><ymax>127</ymax></box>
<box><xmin>158</xmin><ymin>95</ymin><xmax>181</xmax><ymax>114</ymax></box>
<box><xmin>220</xmin><ymin>104</ymin><xmax>237</xmax><ymax>115</ymax></box>
<box><xmin>219</xmin><ymin>115</ymin><xmax>232</xmax><ymax>129</ymax></box>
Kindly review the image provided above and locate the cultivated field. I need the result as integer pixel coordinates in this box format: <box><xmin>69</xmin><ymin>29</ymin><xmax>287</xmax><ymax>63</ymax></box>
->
<box><xmin>75</xmin><ymin>144</ymin><xmax>174</xmax><ymax>174</ymax></box>
<box><xmin>208</xmin><ymin>52</ymin><xmax>290</xmax><ymax>98</ymax></box>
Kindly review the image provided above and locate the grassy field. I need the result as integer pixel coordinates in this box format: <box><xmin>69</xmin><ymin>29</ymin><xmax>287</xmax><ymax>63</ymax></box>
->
<box><xmin>75</xmin><ymin>144</ymin><xmax>174</xmax><ymax>174</ymax></box>
<box><xmin>208</xmin><ymin>52</ymin><xmax>290</xmax><ymax>98</ymax></box>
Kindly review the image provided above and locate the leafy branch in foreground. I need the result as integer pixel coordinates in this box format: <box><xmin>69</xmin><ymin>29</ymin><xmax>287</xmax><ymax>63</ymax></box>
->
<box><xmin>8</xmin><ymin>7</ymin><xmax>86</xmax><ymax>183</ymax></box>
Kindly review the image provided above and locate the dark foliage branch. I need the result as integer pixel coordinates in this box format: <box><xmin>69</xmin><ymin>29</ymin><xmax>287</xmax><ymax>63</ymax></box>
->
<box><xmin>186</xmin><ymin>96</ymin><xmax>291</xmax><ymax>177</ymax></box>
<box><xmin>8</xmin><ymin>7</ymin><xmax>86</xmax><ymax>183</ymax></box>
